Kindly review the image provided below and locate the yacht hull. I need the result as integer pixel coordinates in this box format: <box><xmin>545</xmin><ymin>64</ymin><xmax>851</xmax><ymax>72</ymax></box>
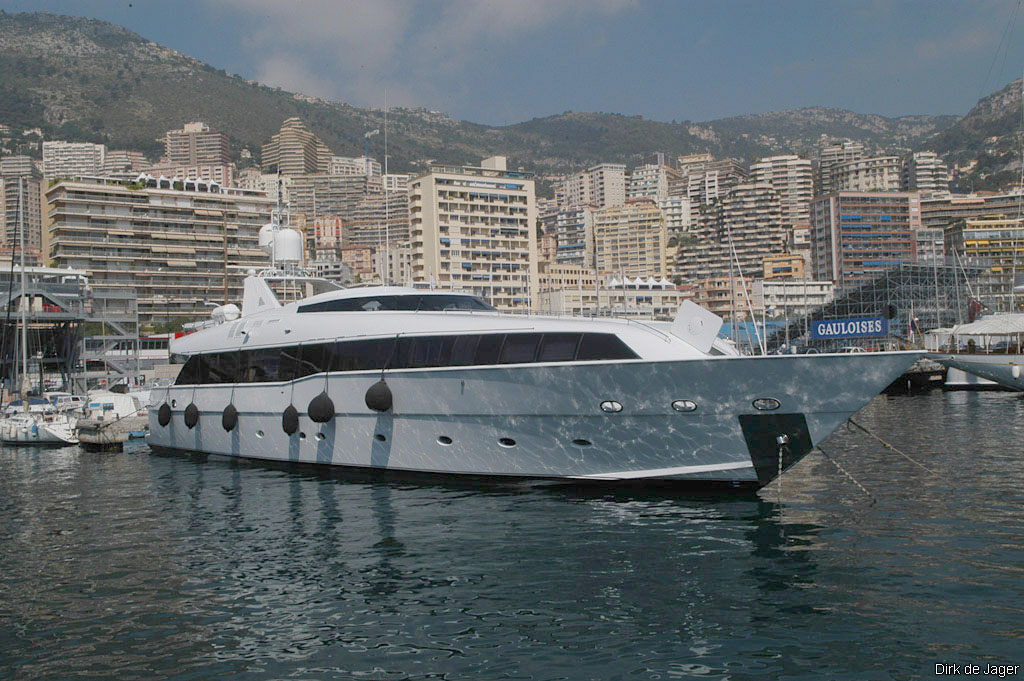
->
<box><xmin>0</xmin><ymin>416</ymin><xmax>79</xmax><ymax>446</ymax></box>
<box><xmin>147</xmin><ymin>352</ymin><xmax>919</xmax><ymax>488</ymax></box>
<box><xmin>935</xmin><ymin>354</ymin><xmax>1024</xmax><ymax>391</ymax></box>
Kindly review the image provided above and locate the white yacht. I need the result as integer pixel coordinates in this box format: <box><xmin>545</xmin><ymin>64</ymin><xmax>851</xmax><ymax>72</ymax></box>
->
<box><xmin>931</xmin><ymin>314</ymin><xmax>1024</xmax><ymax>391</ymax></box>
<box><xmin>146</xmin><ymin>217</ymin><xmax>921</xmax><ymax>490</ymax></box>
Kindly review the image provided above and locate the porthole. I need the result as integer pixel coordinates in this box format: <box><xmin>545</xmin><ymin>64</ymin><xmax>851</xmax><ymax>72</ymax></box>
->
<box><xmin>671</xmin><ymin>400</ymin><xmax>698</xmax><ymax>412</ymax></box>
<box><xmin>315</xmin><ymin>432</ymin><xmax>325</xmax><ymax>441</ymax></box>
<box><xmin>571</xmin><ymin>438</ymin><xmax>592</xmax><ymax>448</ymax></box>
<box><xmin>437</xmin><ymin>436</ymin><xmax>453</xmax><ymax>446</ymax></box>
<box><xmin>171</xmin><ymin>399</ymin><xmax>177</xmax><ymax>407</ymax></box>
<box><xmin>256</xmin><ymin>430</ymin><xmax>265</xmax><ymax>438</ymax></box>
<box><xmin>374</xmin><ymin>433</ymin><xmax>386</xmax><ymax>442</ymax></box>
<box><xmin>299</xmin><ymin>432</ymin><xmax>307</xmax><ymax>440</ymax></box>
<box><xmin>599</xmin><ymin>400</ymin><xmax>623</xmax><ymax>414</ymax></box>
<box><xmin>752</xmin><ymin>398</ymin><xmax>781</xmax><ymax>411</ymax></box>
<box><xmin>498</xmin><ymin>437</ymin><xmax>517</xmax><ymax>448</ymax></box>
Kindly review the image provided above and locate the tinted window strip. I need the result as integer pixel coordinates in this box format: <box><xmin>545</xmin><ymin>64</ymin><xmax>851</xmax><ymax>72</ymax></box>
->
<box><xmin>174</xmin><ymin>332</ymin><xmax>638</xmax><ymax>385</ymax></box>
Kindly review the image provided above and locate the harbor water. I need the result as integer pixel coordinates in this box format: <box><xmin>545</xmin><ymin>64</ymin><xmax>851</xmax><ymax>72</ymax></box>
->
<box><xmin>1</xmin><ymin>391</ymin><xmax>1022</xmax><ymax>680</ymax></box>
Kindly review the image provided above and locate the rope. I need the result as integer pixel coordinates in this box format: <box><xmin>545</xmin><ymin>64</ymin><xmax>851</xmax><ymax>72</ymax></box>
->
<box><xmin>815</xmin><ymin>447</ymin><xmax>877</xmax><ymax>505</ymax></box>
<box><xmin>846</xmin><ymin>418</ymin><xmax>946</xmax><ymax>480</ymax></box>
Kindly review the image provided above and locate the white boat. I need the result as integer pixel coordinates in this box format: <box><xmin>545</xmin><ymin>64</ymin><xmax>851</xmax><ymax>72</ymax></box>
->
<box><xmin>77</xmin><ymin>391</ymin><xmax>149</xmax><ymax>450</ymax></box>
<box><xmin>930</xmin><ymin>314</ymin><xmax>1024</xmax><ymax>391</ymax></box>
<box><xmin>0</xmin><ymin>411</ymin><xmax>78</xmax><ymax>446</ymax></box>
<box><xmin>0</xmin><ymin>179</ymin><xmax>79</xmax><ymax>447</ymax></box>
<box><xmin>146</xmin><ymin>214</ymin><xmax>920</xmax><ymax>490</ymax></box>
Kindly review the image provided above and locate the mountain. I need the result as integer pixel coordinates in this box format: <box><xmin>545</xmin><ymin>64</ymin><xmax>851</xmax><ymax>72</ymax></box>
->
<box><xmin>923</xmin><ymin>78</ymin><xmax>1023</xmax><ymax>192</ymax></box>
<box><xmin>0</xmin><ymin>11</ymin><xmax>968</xmax><ymax>180</ymax></box>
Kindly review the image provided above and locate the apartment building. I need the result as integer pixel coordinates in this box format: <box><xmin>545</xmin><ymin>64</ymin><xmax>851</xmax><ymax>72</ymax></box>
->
<box><xmin>102</xmin><ymin>150</ymin><xmax>150</xmax><ymax>176</ymax></box>
<box><xmin>833</xmin><ymin>156</ymin><xmax>902</xmax><ymax>193</ymax></box>
<box><xmin>538</xmin><ymin>205</ymin><xmax>595</xmax><ymax>268</ymax></box>
<box><xmin>535</xmin><ymin>262</ymin><xmax>683</xmax><ymax>318</ymax></box>
<box><xmin>902</xmin><ymin>152</ymin><xmax>950</xmax><ymax>196</ymax></box>
<box><xmin>345</xmin><ymin>191</ymin><xmax>411</xmax><ymax>248</ymax></box>
<box><xmin>0</xmin><ymin>156</ymin><xmax>44</xmax><ymax>266</ymax></box>
<box><xmin>42</xmin><ymin>141</ymin><xmax>106</xmax><ymax>179</ymax></box>
<box><xmin>753</xmin><ymin>279</ymin><xmax>835</xmax><ymax>318</ymax></box>
<box><xmin>657</xmin><ymin>196</ymin><xmax>692</xmax><ymax>235</ymax></box>
<box><xmin>922</xmin><ymin>191</ymin><xmax>1024</xmax><ymax>232</ymax></box>
<box><xmin>749</xmin><ymin>155</ymin><xmax>813</xmax><ymax>227</ymax></box>
<box><xmin>817</xmin><ymin>140</ymin><xmax>865</xmax><ymax>196</ymax></box>
<box><xmin>557</xmin><ymin>163</ymin><xmax>626</xmax><ymax>209</ymax></box>
<box><xmin>810</xmin><ymin>191</ymin><xmax>922</xmax><ymax>291</ymax></box>
<box><xmin>677</xmin><ymin>182</ymin><xmax>785</xmax><ymax>283</ymax></box>
<box><xmin>163</xmin><ymin>122</ymin><xmax>230</xmax><ymax>166</ymax></box>
<box><xmin>945</xmin><ymin>216</ymin><xmax>1024</xmax><ymax>310</ymax></box>
<box><xmin>46</xmin><ymin>178</ymin><xmax>274</xmax><ymax>324</ymax></box>
<box><xmin>593</xmin><ymin>198</ymin><xmax>667</xmax><ymax>278</ymax></box>
<box><xmin>627</xmin><ymin>163</ymin><xmax>682</xmax><ymax>201</ymax></box>
<box><xmin>262</xmin><ymin>117</ymin><xmax>332</xmax><ymax>176</ymax></box>
<box><xmin>409</xmin><ymin>156</ymin><xmax>538</xmax><ymax>311</ymax></box>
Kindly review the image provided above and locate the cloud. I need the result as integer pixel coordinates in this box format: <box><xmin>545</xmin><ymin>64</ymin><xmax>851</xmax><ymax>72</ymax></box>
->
<box><xmin>202</xmin><ymin>0</ymin><xmax>633</xmax><ymax>113</ymax></box>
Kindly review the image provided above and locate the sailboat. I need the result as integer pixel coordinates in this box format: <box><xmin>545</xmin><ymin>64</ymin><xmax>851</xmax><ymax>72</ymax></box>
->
<box><xmin>0</xmin><ymin>178</ymin><xmax>77</xmax><ymax>446</ymax></box>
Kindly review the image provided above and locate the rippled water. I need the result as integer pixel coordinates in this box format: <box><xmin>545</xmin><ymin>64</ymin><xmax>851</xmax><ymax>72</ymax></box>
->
<box><xmin>1</xmin><ymin>391</ymin><xmax>1022</xmax><ymax>680</ymax></box>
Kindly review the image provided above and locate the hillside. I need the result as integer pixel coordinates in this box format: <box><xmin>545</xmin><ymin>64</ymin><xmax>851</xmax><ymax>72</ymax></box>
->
<box><xmin>0</xmin><ymin>11</ymin><xmax>969</xmax><ymax>179</ymax></box>
<box><xmin>923</xmin><ymin>78</ymin><xmax>1023</xmax><ymax>192</ymax></box>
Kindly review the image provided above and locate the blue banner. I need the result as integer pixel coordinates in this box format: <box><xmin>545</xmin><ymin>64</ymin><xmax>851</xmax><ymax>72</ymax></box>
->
<box><xmin>810</xmin><ymin>317</ymin><xmax>888</xmax><ymax>340</ymax></box>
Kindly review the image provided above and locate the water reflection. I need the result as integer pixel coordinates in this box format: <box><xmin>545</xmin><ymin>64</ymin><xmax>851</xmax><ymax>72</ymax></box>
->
<box><xmin>1</xmin><ymin>391</ymin><xmax>1022</xmax><ymax>680</ymax></box>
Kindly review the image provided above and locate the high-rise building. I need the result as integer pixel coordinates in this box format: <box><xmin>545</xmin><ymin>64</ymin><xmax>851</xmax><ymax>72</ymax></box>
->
<box><xmin>810</xmin><ymin>191</ymin><xmax>922</xmax><ymax>291</ymax></box>
<box><xmin>164</xmin><ymin>122</ymin><xmax>230</xmax><ymax>166</ymax></box>
<box><xmin>749</xmin><ymin>155</ymin><xmax>813</xmax><ymax>227</ymax></box>
<box><xmin>593</xmin><ymin>198</ymin><xmax>667</xmax><ymax>278</ymax></box>
<box><xmin>657</xmin><ymin>196</ymin><xmax>692</xmax><ymax>235</ymax></box>
<box><xmin>46</xmin><ymin>178</ymin><xmax>274</xmax><ymax>324</ymax></box>
<box><xmin>817</xmin><ymin>140</ymin><xmax>865</xmax><ymax>196</ymax></box>
<box><xmin>345</xmin><ymin>191</ymin><xmax>411</xmax><ymax>248</ymax></box>
<box><xmin>329</xmin><ymin>155</ymin><xmax>381</xmax><ymax>178</ymax></box>
<box><xmin>902</xmin><ymin>152</ymin><xmax>950</xmax><ymax>196</ymax></box>
<box><xmin>0</xmin><ymin>156</ymin><xmax>43</xmax><ymax>266</ymax></box>
<box><xmin>921</xmin><ymin>191</ymin><xmax>1024</xmax><ymax>232</ymax></box>
<box><xmin>946</xmin><ymin>216</ymin><xmax>1024</xmax><ymax>310</ymax></box>
<box><xmin>627</xmin><ymin>164</ymin><xmax>682</xmax><ymax>201</ymax></box>
<box><xmin>102</xmin><ymin>150</ymin><xmax>150</xmax><ymax>176</ymax></box>
<box><xmin>539</xmin><ymin>205</ymin><xmax>595</xmax><ymax>268</ymax></box>
<box><xmin>261</xmin><ymin>118</ymin><xmax>331</xmax><ymax>177</ymax></box>
<box><xmin>384</xmin><ymin>173</ymin><xmax>411</xmax><ymax>193</ymax></box>
<box><xmin>677</xmin><ymin>182</ymin><xmax>785</xmax><ymax>283</ymax></box>
<box><xmin>832</xmin><ymin>156</ymin><xmax>902</xmax><ymax>193</ymax></box>
<box><xmin>42</xmin><ymin>141</ymin><xmax>106</xmax><ymax>179</ymax></box>
<box><xmin>288</xmin><ymin>174</ymin><xmax>376</xmax><ymax>223</ymax></box>
<box><xmin>679</xmin><ymin>158</ymin><xmax>748</xmax><ymax>220</ymax></box>
<box><xmin>557</xmin><ymin>163</ymin><xmax>627</xmax><ymax>209</ymax></box>
<box><xmin>409</xmin><ymin>156</ymin><xmax>538</xmax><ymax>310</ymax></box>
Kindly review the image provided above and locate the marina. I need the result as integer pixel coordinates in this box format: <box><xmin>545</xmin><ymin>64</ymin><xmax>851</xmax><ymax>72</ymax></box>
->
<box><xmin>1</xmin><ymin>390</ymin><xmax>1020</xmax><ymax>680</ymax></box>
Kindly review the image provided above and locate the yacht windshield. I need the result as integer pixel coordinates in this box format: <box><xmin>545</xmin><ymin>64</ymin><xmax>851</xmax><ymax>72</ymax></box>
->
<box><xmin>298</xmin><ymin>294</ymin><xmax>495</xmax><ymax>313</ymax></box>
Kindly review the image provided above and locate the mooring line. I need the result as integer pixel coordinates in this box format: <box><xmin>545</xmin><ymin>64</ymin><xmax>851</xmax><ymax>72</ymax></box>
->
<box><xmin>815</xmin><ymin>447</ymin><xmax>877</xmax><ymax>505</ymax></box>
<box><xmin>846</xmin><ymin>418</ymin><xmax>946</xmax><ymax>481</ymax></box>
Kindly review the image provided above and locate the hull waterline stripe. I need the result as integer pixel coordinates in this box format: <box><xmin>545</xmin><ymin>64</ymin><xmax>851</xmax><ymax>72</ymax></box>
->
<box><xmin>575</xmin><ymin>460</ymin><xmax>753</xmax><ymax>480</ymax></box>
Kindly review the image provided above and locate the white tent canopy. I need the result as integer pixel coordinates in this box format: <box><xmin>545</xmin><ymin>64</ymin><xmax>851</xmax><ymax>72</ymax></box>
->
<box><xmin>951</xmin><ymin>314</ymin><xmax>1024</xmax><ymax>337</ymax></box>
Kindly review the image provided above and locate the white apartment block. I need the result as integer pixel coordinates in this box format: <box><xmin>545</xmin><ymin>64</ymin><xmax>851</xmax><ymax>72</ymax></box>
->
<box><xmin>593</xmin><ymin>199</ymin><xmax>667</xmax><ymax>278</ymax></box>
<box><xmin>833</xmin><ymin>156</ymin><xmax>902</xmax><ymax>193</ymax></box>
<box><xmin>536</xmin><ymin>263</ymin><xmax>683</xmax><ymax>318</ymax></box>
<box><xmin>42</xmin><ymin>141</ymin><xmax>106</xmax><ymax>179</ymax></box>
<box><xmin>557</xmin><ymin>163</ymin><xmax>626</xmax><ymax>209</ymax></box>
<box><xmin>902</xmin><ymin>152</ymin><xmax>950</xmax><ymax>196</ymax></box>
<box><xmin>657</xmin><ymin>196</ymin><xmax>692</xmax><ymax>234</ymax></box>
<box><xmin>384</xmin><ymin>173</ymin><xmax>411</xmax><ymax>193</ymax></box>
<box><xmin>817</xmin><ymin>140</ymin><xmax>865</xmax><ymax>196</ymax></box>
<box><xmin>627</xmin><ymin>164</ymin><xmax>682</xmax><ymax>201</ymax></box>
<box><xmin>409</xmin><ymin>156</ymin><xmax>538</xmax><ymax>311</ymax></box>
<box><xmin>749</xmin><ymin>155</ymin><xmax>813</xmax><ymax>227</ymax></box>
<box><xmin>753</xmin><ymin>279</ymin><xmax>835</xmax><ymax>318</ymax></box>
<box><xmin>677</xmin><ymin>182</ymin><xmax>785</xmax><ymax>283</ymax></box>
<box><xmin>46</xmin><ymin>178</ymin><xmax>274</xmax><ymax>324</ymax></box>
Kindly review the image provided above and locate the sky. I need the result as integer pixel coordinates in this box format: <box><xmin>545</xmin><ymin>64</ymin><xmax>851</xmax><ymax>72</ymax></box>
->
<box><xmin>4</xmin><ymin>0</ymin><xmax>1024</xmax><ymax>125</ymax></box>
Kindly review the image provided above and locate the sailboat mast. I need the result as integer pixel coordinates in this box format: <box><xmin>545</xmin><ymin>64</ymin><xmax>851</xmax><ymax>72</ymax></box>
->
<box><xmin>18</xmin><ymin>179</ymin><xmax>28</xmax><ymax>410</ymax></box>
